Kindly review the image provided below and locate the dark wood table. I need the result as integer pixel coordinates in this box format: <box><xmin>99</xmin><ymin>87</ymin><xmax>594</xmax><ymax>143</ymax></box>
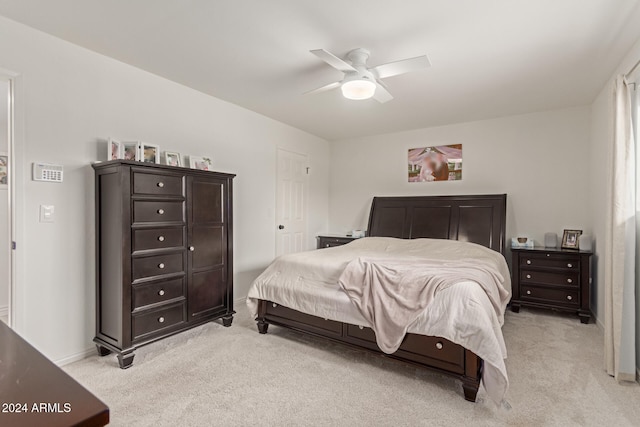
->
<box><xmin>0</xmin><ymin>321</ymin><xmax>109</xmax><ymax>426</ymax></box>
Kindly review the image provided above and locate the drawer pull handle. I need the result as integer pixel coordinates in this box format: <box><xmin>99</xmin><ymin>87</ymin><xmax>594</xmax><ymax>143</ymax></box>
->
<box><xmin>526</xmin><ymin>260</ymin><xmax>531</xmax><ymax>265</ymax></box>
<box><xmin>189</xmin><ymin>246</ymin><xmax>195</xmax><ymax>251</ymax></box>
<box><xmin>526</xmin><ymin>290</ymin><xmax>531</xmax><ymax>295</ymax></box>
<box><xmin>157</xmin><ymin>182</ymin><xmax>164</xmax><ymax>188</ymax></box>
<box><xmin>526</xmin><ymin>274</ymin><xmax>531</xmax><ymax>279</ymax></box>
<box><xmin>325</xmin><ymin>244</ymin><xmax>330</xmax><ymax>248</ymax></box>
<box><xmin>157</xmin><ymin>209</ymin><xmax>165</xmax><ymax>215</ymax></box>
<box><xmin>567</xmin><ymin>295</ymin><xmax>573</xmax><ymax>301</ymax></box>
<box><xmin>567</xmin><ymin>278</ymin><xmax>572</xmax><ymax>284</ymax></box>
<box><xmin>272</xmin><ymin>303</ymin><xmax>277</xmax><ymax>308</ymax></box>
<box><xmin>158</xmin><ymin>263</ymin><xmax>165</xmax><ymax>269</ymax></box>
<box><xmin>158</xmin><ymin>289</ymin><xmax>165</xmax><ymax>296</ymax></box>
<box><xmin>567</xmin><ymin>263</ymin><xmax>573</xmax><ymax>268</ymax></box>
<box><xmin>435</xmin><ymin>342</ymin><xmax>443</xmax><ymax>350</ymax></box>
<box><xmin>358</xmin><ymin>325</ymin><xmax>364</xmax><ymax>330</ymax></box>
<box><xmin>158</xmin><ymin>316</ymin><xmax>165</xmax><ymax>323</ymax></box>
<box><xmin>158</xmin><ymin>236</ymin><xmax>165</xmax><ymax>242</ymax></box>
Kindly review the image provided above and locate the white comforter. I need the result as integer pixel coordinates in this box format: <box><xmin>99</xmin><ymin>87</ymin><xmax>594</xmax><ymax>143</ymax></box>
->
<box><xmin>246</xmin><ymin>237</ymin><xmax>511</xmax><ymax>403</ymax></box>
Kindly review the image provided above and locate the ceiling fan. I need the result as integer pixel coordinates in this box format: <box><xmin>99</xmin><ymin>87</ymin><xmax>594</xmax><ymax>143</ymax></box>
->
<box><xmin>306</xmin><ymin>48</ymin><xmax>431</xmax><ymax>103</ymax></box>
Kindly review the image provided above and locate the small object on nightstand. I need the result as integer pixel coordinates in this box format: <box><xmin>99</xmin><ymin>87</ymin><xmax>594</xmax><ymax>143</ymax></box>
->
<box><xmin>544</xmin><ymin>232</ymin><xmax>557</xmax><ymax>248</ymax></box>
<box><xmin>511</xmin><ymin>237</ymin><xmax>534</xmax><ymax>248</ymax></box>
<box><xmin>510</xmin><ymin>247</ymin><xmax>592</xmax><ymax>324</ymax></box>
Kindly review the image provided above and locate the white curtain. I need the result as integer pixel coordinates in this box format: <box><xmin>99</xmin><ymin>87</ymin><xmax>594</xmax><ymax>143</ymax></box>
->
<box><xmin>604</xmin><ymin>75</ymin><xmax>637</xmax><ymax>381</ymax></box>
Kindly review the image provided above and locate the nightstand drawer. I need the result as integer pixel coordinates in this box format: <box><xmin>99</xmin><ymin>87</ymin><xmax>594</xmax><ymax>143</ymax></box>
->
<box><xmin>520</xmin><ymin>254</ymin><xmax>580</xmax><ymax>270</ymax></box>
<box><xmin>520</xmin><ymin>285</ymin><xmax>579</xmax><ymax>306</ymax></box>
<box><xmin>520</xmin><ymin>270</ymin><xmax>579</xmax><ymax>287</ymax></box>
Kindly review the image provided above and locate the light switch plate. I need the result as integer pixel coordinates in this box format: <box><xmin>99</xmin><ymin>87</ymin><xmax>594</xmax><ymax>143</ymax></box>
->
<box><xmin>39</xmin><ymin>205</ymin><xmax>55</xmax><ymax>223</ymax></box>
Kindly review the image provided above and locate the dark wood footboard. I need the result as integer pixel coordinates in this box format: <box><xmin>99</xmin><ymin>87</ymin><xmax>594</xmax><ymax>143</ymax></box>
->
<box><xmin>256</xmin><ymin>299</ymin><xmax>482</xmax><ymax>402</ymax></box>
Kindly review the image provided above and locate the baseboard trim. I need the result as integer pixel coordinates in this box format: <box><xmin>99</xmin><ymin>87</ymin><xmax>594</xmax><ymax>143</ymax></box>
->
<box><xmin>54</xmin><ymin>347</ymin><xmax>96</xmax><ymax>367</ymax></box>
<box><xmin>0</xmin><ymin>305</ymin><xmax>8</xmax><ymax>318</ymax></box>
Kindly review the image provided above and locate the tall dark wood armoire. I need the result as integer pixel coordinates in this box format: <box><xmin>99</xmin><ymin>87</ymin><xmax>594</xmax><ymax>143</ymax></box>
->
<box><xmin>92</xmin><ymin>160</ymin><xmax>235</xmax><ymax>368</ymax></box>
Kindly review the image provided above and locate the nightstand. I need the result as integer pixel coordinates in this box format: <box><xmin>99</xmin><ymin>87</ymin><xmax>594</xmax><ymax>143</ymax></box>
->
<box><xmin>317</xmin><ymin>234</ymin><xmax>357</xmax><ymax>249</ymax></box>
<box><xmin>510</xmin><ymin>247</ymin><xmax>592</xmax><ymax>324</ymax></box>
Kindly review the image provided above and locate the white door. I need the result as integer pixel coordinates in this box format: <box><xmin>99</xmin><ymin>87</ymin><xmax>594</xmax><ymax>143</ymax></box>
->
<box><xmin>276</xmin><ymin>148</ymin><xmax>308</xmax><ymax>256</ymax></box>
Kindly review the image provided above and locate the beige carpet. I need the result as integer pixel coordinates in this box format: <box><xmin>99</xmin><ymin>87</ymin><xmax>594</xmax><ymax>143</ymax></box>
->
<box><xmin>65</xmin><ymin>304</ymin><xmax>640</xmax><ymax>426</ymax></box>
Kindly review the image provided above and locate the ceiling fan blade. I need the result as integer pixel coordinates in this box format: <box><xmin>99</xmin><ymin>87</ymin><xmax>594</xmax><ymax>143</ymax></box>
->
<box><xmin>373</xmin><ymin>82</ymin><xmax>393</xmax><ymax>103</ymax></box>
<box><xmin>304</xmin><ymin>81</ymin><xmax>341</xmax><ymax>95</ymax></box>
<box><xmin>372</xmin><ymin>55</ymin><xmax>431</xmax><ymax>79</ymax></box>
<box><xmin>310</xmin><ymin>49</ymin><xmax>357</xmax><ymax>73</ymax></box>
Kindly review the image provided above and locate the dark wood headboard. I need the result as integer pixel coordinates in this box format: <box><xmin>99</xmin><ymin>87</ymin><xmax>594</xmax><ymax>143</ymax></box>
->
<box><xmin>367</xmin><ymin>194</ymin><xmax>507</xmax><ymax>254</ymax></box>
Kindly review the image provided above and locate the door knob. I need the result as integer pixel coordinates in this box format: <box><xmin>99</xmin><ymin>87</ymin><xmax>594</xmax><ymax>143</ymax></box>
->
<box><xmin>278</xmin><ymin>225</ymin><xmax>284</xmax><ymax>230</ymax></box>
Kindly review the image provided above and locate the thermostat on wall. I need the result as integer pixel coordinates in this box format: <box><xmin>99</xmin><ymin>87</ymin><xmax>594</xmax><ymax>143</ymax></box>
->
<box><xmin>33</xmin><ymin>162</ymin><xmax>64</xmax><ymax>183</ymax></box>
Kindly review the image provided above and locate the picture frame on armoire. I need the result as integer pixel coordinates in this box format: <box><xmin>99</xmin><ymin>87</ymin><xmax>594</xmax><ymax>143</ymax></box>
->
<box><xmin>561</xmin><ymin>229</ymin><xmax>582</xmax><ymax>249</ymax></box>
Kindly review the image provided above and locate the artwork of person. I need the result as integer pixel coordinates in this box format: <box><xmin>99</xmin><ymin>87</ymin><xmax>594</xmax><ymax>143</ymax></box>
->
<box><xmin>111</xmin><ymin>142</ymin><xmax>120</xmax><ymax>160</ymax></box>
<box><xmin>418</xmin><ymin>156</ymin><xmax>435</xmax><ymax>181</ymax></box>
<box><xmin>123</xmin><ymin>145</ymin><xmax>137</xmax><ymax>160</ymax></box>
<box><xmin>432</xmin><ymin>152</ymin><xmax>450</xmax><ymax>181</ymax></box>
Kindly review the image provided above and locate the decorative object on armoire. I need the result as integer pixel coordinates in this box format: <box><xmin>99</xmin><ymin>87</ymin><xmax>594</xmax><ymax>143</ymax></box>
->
<box><xmin>188</xmin><ymin>155</ymin><xmax>212</xmax><ymax>170</ymax></box>
<box><xmin>92</xmin><ymin>160</ymin><xmax>235</xmax><ymax>368</ymax></box>
<box><xmin>138</xmin><ymin>142</ymin><xmax>160</xmax><ymax>164</ymax></box>
<box><xmin>164</xmin><ymin>151</ymin><xmax>182</xmax><ymax>167</ymax></box>
<box><xmin>561</xmin><ymin>229</ymin><xmax>582</xmax><ymax>249</ymax></box>
<box><xmin>544</xmin><ymin>232</ymin><xmax>558</xmax><ymax>248</ymax></box>
<box><xmin>510</xmin><ymin>247</ymin><xmax>592</xmax><ymax>324</ymax></box>
<box><xmin>122</xmin><ymin>142</ymin><xmax>140</xmax><ymax>161</ymax></box>
<box><xmin>107</xmin><ymin>137</ymin><xmax>122</xmax><ymax>161</ymax></box>
<box><xmin>510</xmin><ymin>236</ymin><xmax>534</xmax><ymax>248</ymax></box>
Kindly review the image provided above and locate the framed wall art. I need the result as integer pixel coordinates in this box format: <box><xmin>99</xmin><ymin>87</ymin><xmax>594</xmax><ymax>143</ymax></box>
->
<box><xmin>408</xmin><ymin>144</ymin><xmax>462</xmax><ymax>182</ymax></box>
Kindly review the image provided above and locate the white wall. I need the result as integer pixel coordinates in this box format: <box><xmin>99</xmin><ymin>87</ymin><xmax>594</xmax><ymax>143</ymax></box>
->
<box><xmin>589</xmin><ymin>34</ymin><xmax>640</xmax><ymax>368</ymax></box>
<box><xmin>0</xmin><ymin>16</ymin><xmax>329</xmax><ymax>363</ymax></box>
<box><xmin>328</xmin><ymin>107</ymin><xmax>592</xmax><ymax>254</ymax></box>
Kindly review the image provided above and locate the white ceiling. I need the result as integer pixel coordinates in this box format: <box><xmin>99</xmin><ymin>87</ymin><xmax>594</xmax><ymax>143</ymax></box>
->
<box><xmin>1</xmin><ymin>0</ymin><xmax>639</xmax><ymax>141</ymax></box>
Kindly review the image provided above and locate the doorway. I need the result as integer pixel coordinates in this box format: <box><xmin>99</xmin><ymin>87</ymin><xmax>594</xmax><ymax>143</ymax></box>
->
<box><xmin>275</xmin><ymin>148</ymin><xmax>308</xmax><ymax>256</ymax></box>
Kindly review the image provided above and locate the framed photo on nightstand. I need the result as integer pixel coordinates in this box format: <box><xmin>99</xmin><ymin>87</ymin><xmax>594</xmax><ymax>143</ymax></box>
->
<box><xmin>561</xmin><ymin>229</ymin><xmax>582</xmax><ymax>249</ymax></box>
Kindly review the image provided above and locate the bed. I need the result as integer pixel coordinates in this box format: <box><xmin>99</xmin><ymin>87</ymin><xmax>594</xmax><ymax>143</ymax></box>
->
<box><xmin>247</xmin><ymin>194</ymin><xmax>509</xmax><ymax>402</ymax></box>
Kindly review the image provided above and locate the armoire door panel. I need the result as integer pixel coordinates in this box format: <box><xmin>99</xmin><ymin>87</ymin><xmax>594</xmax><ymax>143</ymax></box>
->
<box><xmin>191</xmin><ymin>180</ymin><xmax>223</xmax><ymax>224</ymax></box>
<box><xmin>191</xmin><ymin>225</ymin><xmax>225</xmax><ymax>270</ymax></box>
<box><xmin>188</xmin><ymin>269</ymin><xmax>226</xmax><ymax>318</ymax></box>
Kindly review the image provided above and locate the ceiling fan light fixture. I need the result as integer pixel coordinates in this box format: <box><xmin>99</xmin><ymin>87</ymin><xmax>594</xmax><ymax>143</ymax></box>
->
<box><xmin>341</xmin><ymin>78</ymin><xmax>376</xmax><ymax>100</ymax></box>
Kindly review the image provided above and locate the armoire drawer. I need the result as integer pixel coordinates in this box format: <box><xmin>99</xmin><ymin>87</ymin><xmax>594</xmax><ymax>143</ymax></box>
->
<box><xmin>132</xmin><ymin>277</ymin><xmax>185</xmax><ymax>310</ymax></box>
<box><xmin>133</xmin><ymin>171</ymin><xmax>184</xmax><ymax>196</ymax></box>
<box><xmin>132</xmin><ymin>252</ymin><xmax>184</xmax><ymax>281</ymax></box>
<box><xmin>132</xmin><ymin>227</ymin><xmax>185</xmax><ymax>252</ymax></box>
<box><xmin>133</xmin><ymin>200</ymin><xmax>185</xmax><ymax>224</ymax></box>
<box><xmin>132</xmin><ymin>303</ymin><xmax>186</xmax><ymax>340</ymax></box>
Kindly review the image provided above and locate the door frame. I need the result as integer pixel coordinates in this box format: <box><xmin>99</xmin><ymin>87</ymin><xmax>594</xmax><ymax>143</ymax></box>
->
<box><xmin>0</xmin><ymin>68</ymin><xmax>24</xmax><ymax>329</ymax></box>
